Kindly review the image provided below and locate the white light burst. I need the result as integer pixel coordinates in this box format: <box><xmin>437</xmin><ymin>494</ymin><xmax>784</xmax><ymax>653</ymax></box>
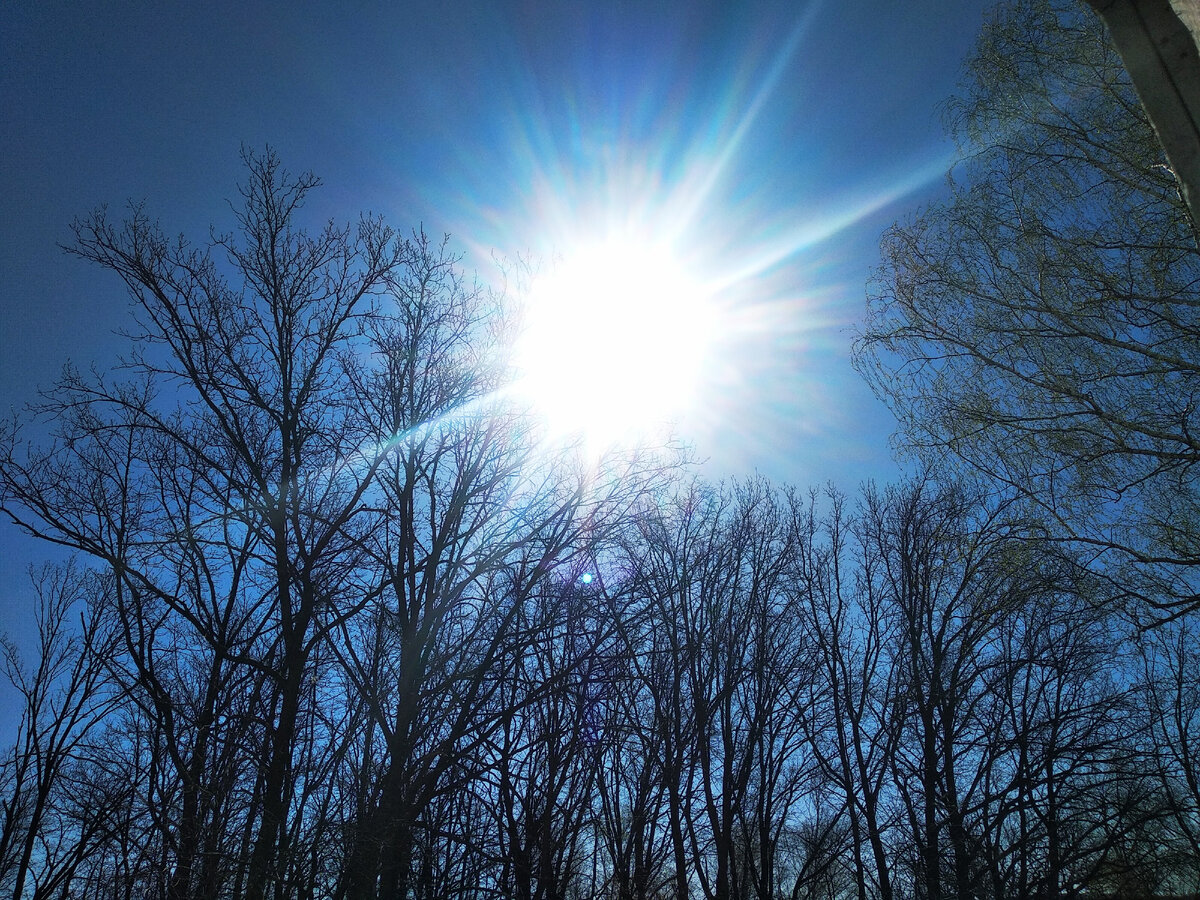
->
<box><xmin>513</xmin><ymin>236</ymin><xmax>716</xmax><ymax>447</ymax></box>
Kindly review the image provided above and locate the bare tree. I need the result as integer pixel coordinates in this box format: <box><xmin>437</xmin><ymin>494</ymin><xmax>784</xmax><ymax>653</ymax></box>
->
<box><xmin>0</xmin><ymin>147</ymin><xmax>690</xmax><ymax>899</ymax></box>
<box><xmin>1137</xmin><ymin>614</ymin><xmax>1200</xmax><ymax>888</ymax></box>
<box><xmin>795</xmin><ymin>487</ymin><xmax>898</xmax><ymax>900</ymax></box>
<box><xmin>328</xmin><ymin>230</ymin><xmax>672</xmax><ymax>899</ymax></box>
<box><xmin>0</xmin><ymin>563</ymin><xmax>116</xmax><ymax>900</ymax></box>
<box><xmin>486</xmin><ymin>575</ymin><xmax>610</xmax><ymax>900</ymax></box>
<box><xmin>592</xmin><ymin>603</ymin><xmax>676</xmax><ymax>900</ymax></box>
<box><xmin>623</xmin><ymin>479</ymin><xmax>812</xmax><ymax>900</ymax></box>
<box><xmin>0</xmin><ymin>148</ymin><xmax>408</xmax><ymax>899</ymax></box>
<box><xmin>857</xmin><ymin>478</ymin><xmax>1023</xmax><ymax>900</ymax></box>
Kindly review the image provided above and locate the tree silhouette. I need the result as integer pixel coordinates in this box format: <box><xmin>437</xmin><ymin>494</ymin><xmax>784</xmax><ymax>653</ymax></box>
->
<box><xmin>2</xmin><ymin>134</ymin><xmax>1198</xmax><ymax>896</ymax></box>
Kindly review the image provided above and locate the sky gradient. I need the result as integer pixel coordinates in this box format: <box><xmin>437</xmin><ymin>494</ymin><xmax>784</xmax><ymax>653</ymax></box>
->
<box><xmin>0</xmin><ymin>1</ymin><xmax>995</xmax><ymax>651</ymax></box>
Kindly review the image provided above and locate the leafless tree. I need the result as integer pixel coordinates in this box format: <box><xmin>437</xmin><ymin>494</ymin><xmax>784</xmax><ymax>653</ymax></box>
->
<box><xmin>1</xmin><ymin>149</ymin><xmax>405</xmax><ymax>899</ymax></box>
<box><xmin>857</xmin><ymin>479</ymin><xmax>1021</xmax><ymax>900</ymax></box>
<box><xmin>0</xmin><ymin>563</ymin><xmax>117</xmax><ymax>900</ymax></box>
<box><xmin>794</xmin><ymin>487</ymin><xmax>898</xmax><ymax>900</ymax></box>
<box><xmin>623</xmin><ymin>478</ymin><xmax>813</xmax><ymax>900</ymax></box>
<box><xmin>1136</xmin><ymin>614</ymin><xmax>1200</xmax><ymax>889</ymax></box>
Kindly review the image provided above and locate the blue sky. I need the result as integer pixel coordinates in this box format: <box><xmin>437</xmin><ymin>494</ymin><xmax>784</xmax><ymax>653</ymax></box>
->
<box><xmin>0</xmin><ymin>0</ymin><xmax>994</xmax><ymax>662</ymax></box>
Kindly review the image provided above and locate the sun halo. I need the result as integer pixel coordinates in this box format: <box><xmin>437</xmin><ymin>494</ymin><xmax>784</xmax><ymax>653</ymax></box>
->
<box><xmin>512</xmin><ymin>237</ymin><xmax>716</xmax><ymax>449</ymax></box>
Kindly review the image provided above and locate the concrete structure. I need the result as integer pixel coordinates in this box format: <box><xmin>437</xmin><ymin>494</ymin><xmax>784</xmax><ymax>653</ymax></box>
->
<box><xmin>1085</xmin><ymin>0</ymin><xmax>1200</xmax><ymax>237</ymax></box>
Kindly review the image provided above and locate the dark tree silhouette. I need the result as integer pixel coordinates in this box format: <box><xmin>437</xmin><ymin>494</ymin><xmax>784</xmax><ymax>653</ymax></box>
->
<box><xmin>0</xmin><ymin>563</ymin><xmax>116</xmax><ymax>899</ymax></box>
<box><xmin>0</xmin><ymin>149</ymin><xmax>678</xmax><ymax>899</ymax></box>
<box><xmin>2</xmin><ymin>131</ymin><xmax>1198</xmax><ymax>897</ymax></box>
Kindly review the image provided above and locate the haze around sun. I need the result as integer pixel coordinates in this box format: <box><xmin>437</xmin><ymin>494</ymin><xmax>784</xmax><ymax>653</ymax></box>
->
<box><xmin>512</xmin><ymin>235</ymin><xmax>717</xmax><ymax>448</ymax></box>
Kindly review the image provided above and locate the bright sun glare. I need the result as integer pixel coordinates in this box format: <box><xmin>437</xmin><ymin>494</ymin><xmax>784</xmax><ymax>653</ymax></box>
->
<box><xmin>513</xmin><ymin>237</ymin><xmax>716</xmax><ymax>448</ymax></box>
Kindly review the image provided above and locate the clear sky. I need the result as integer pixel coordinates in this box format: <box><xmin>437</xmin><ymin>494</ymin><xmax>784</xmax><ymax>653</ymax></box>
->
<box><xmin>0</xmin><ymin>1</ymin><xmax>995</xmax><ymax>657</ymax></box>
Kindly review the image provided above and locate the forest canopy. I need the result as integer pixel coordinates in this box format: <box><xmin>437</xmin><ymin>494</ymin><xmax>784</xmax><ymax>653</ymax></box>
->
<box><xmin>3</xmin><ymin>1</ymin><xmax>1200</xmax><ymax>898</ymax></box>
<box><xmin>855</xmin><ymin>0</ymin><xmax>1200</xmax><ymax>624</ymax></box>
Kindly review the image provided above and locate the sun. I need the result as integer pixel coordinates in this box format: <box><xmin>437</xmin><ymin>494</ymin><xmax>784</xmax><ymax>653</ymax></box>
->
<box><xmin>512</xmin><ymin>235</ymin><xmax>716</xmax><ymax>447</ymax></box>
